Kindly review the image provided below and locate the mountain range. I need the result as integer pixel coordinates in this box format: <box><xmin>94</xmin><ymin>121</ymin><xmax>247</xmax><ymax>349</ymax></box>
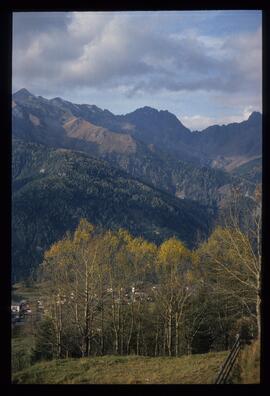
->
<box><xmin>13</xmin><ymin>88</ymin><xmax>262</xmax><ymax>169</ymax></box>
<box><xmin>12</xmin><ymin>88</ymin><xmax>262</xmax><ymax>280</ymax></box>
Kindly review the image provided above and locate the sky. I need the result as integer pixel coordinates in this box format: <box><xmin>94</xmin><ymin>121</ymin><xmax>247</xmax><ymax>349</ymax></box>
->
<box><xmin>13</xmin><ymin>11</ymin><xmax>262</xmax><ymax>130</ymax></box>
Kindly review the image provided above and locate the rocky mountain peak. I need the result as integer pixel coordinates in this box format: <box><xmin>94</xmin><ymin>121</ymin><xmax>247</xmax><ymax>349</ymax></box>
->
<box><xmin>248</xmin><ymin>111</ymin><xmax>262</xmax><ymax>123</ymax></box>
<box><xmin>13</xmin><ymin>88</ymin><xmax>35</xmax><ymax>102</ymax></box>
<box><xmin>51</xmin><ymin>97</ymin><xmax>65</xmax><ymax>104</ymax></box>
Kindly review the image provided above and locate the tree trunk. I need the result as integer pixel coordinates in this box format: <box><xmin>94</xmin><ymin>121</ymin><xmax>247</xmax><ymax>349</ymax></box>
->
<box><xmin>163</xmin><ymin>323</ymin><xmax>167</xmax><ymax>356</ymax></box>
<box><xmin>53</xmin><ymin>296</ymin><xmax>63</xmax><ymax>359</ymax></box>
<box><xmin>127</xmin><ymin>301</ymin><xmax>134</xmax><ymax>355</ymax></box>
<box><xmin>84</xmin><ymin>298</ymin><xmax>90</xmax><ymax>356</ymax></box>
<box><xmin>114</xmin><ymin>327</ymin><xmax>119</xmax><ymax>354</ymax></box>
<box><xmin>168</xmin><ymin>306</ymin><xmax>172</xmax><ymax>357</ymax></box>
<box><xmin>85</xmin><ymin>325</ymin><xmax>90</xmax><ymax>356</ymax></box>
<box><xmin>118</xmin><ymin>289</ymin><xmax>122</xmax><ymax>355</ymax></box>
<box><xmin>136</xmin><ymin>319</ymin><xmax>141</xmax><ymax>355</ymax></box>
<box><xmin>111</xmin><ymin>291</ymin><xmax>119</xmax><ymax>354</ymax></box>
<box><xmin>57</xmin><ymin>301</ymin><xmax>62</xmax><ymax>359</ymax></box>
<box><xmin>84</xmin><ymin>260</ymin><xmax>90</xmax><ymax>356</ymax></box>
<box><xmin>101</xmin><ymin>300</ymin><xmax>104</xmax><ymax>355</ymax></box>
<box><xmin>154</xmin><ymin>320</ymin><xmax>159</xmax><ymax>357</ymax></box>
<box><xmin>256</xmin><ymin>289</ymin><xmax>261</xmax><ymax>342</ymax></box>
<box><xmin>75</xmin><ymin>274</ymin><xmax>79</xmax><ymax>324</ymax></box>
<box><xmin>175</xmin><ymin>314</ymin><xmax>179</xmax><ymax>357</ymax></box>
<box><xmin>120</xmin><ymin>314</ymin><xmax>124</xmax><ymax>355</ymax></box>
<box><xmin>187</xmin><ymin>341</ymin><xmax>192</xmax><ymax>355</ymax></box>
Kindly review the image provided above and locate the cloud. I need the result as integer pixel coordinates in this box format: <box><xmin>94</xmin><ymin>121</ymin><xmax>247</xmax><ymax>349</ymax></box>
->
<box><xmin>12</xmin><ymin>11</ymin><xmax>262</xmax><ymax>117</ymax></box>
<box><xmin>13</xmin><ymin>12</ymin><xmax>71</xmax><ymax>46</ymax></box>
<box><xmin>181</xmin><ymin>106</ymin><xmax>259</xmax><ymax>131</ymax></box>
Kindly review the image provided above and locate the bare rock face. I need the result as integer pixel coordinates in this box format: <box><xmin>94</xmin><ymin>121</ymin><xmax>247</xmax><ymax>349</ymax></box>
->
<box><xmin>63</xmin><ymin>117</ymin><xmax>137</xmax><ymax>154</ymax></box>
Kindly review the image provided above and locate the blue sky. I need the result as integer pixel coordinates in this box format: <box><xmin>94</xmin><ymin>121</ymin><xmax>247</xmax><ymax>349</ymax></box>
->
<box><xmin>13</xmin><ymin>11</ymin><xmax>262</xmax><ymax>130</ymax></box>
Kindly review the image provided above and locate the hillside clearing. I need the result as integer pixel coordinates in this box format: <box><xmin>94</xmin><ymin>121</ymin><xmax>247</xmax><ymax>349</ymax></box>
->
<box><xmin>13</xmin><ymin>352</ymin><xmax>228</xmax><ymax>384</ymax></box>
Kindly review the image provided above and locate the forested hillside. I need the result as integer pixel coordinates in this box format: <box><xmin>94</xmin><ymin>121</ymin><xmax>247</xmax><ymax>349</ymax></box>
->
<box><xmin>12</xmin><ymin>139</ymin><xmax>214</xmax><ymax>280</ymax></box>
<box><xmin>231</xmin><ymin>157</ymin><xmax>262</xmax><ymax>184</ymax></box>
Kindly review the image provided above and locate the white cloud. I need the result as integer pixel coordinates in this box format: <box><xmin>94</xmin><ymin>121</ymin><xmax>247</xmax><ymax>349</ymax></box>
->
<box><xmin>181</xmin><ymin>115</ymin><xmax>214</xmax><ymax>130</ymax></box>
<box><xmin>13</xmin><ymin>12</ymin><xmax>261</xmax><ymax>92</ymax></box>
<box><xmin>181</xmin><ymin>106</ymin><xmax>259</xmax><ymax>131</ymax></box>
<box><xmin>12</xmin><ymin>11</ymin><xmax>262</xmax><ymax>122</ymax></box>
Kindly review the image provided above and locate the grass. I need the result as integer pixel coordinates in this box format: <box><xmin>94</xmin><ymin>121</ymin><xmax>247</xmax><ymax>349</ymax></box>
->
<box><xmin>12</xmin><ymin>282</ymin><xmax>42</xmax><ymax>303</ymax></box>
<box><xmin>12</xmin><ymin>282</ymin><xmax>37</xmax><ymax>373</ymax></box>
<box><xmin>12</xmin><ymin>351</ymin><xmax>228</xmax><ymax>384</ymax></box>
<box><xmin>11</xmin><ymin>335</ymin><xmax>34</xmax><ymax>372</ymax></box>
<box><xmin>237</xmin><ymin>340</ymin><xmax>260</xmax><ymax>384</ymax></box>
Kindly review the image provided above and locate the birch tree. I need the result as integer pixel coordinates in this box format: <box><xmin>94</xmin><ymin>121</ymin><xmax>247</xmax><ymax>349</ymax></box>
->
<box><xmin>199</xmin><ymin>184</ymin><xmax>262</xmax><ymax>341</ymax></box>
<box><xmin>156</xmin><ymin>238</ymin><xmax>193</xmax><ymax>356</ymax></box>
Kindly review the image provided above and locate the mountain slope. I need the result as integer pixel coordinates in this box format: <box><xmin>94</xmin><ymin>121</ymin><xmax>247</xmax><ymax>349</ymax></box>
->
<box><xmin>191</xmin><ymin>112</ymin><xmax>262</xmax><ymax>170</ymax></box>
<box><xmin>12</xmin><ymin>91</ymin><xmax>262</xmax><ymax>280</ymax></box>
<box><xmin>12</xmin><ymin>139</ymin><xmax>214</xmax><ymax>280</ymax></box>
<box><xmin>12</xmin><ymin>89</ymin><xmax>260</xmax><ymax>208</ymax></box>
<box><xmin>231</xmin><ymin>157</ymin><xmax>262</xmax><ymax>184</ymax></box>
<box><xmin>121</xmin><ymin>106</ymin><xmax>205</xmax><ymax>164</ymax></box>
<box><xmin>12</xmin><ymin>89</ymin><xmax>262</xmax><ymax>172</ymax></box>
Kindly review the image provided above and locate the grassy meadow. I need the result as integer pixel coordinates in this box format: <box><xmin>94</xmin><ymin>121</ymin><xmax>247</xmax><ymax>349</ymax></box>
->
<box><xmin>12</xmin><ymin>352</ymin><xmax>228</xmax><ymax>384</ymax></box>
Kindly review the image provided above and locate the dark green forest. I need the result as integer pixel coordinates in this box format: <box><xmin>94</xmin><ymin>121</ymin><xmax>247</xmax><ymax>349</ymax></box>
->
<box><xmin>12</xmin><ymin>139</ymin><xmax>215</xmax><ymax>280</ymax></box>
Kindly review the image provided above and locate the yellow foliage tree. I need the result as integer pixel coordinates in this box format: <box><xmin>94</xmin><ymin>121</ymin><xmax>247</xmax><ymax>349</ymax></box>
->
<box><xmin>155</xmin><ymin>238</ymin><xmax>193</xmax><ymax>356</ymax></box>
